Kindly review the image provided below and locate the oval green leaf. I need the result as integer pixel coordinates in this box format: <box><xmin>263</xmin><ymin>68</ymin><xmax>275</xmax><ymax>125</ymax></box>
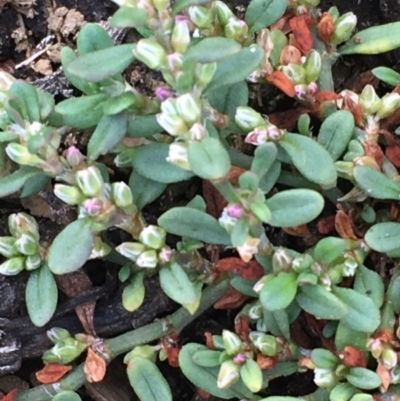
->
<box><xmin>372</xmin><ymin>66</ymin><xmax>400</xmax><ymax>86</ymax></box>
<box><xmin>158</xmin><ymin>207</ymin><xmax>231</xmax><ymax>245</ymax></box>
<box><xmin>0</xmin><ymin>167</ymin><xmax>40</xmax><ymax>198</ymax></box>
<box><xmin>129</xmin><ymin>170</ymin><xmax>166</xmax><ymax>210</ymax></box>
<box><xmin>365</xmin><ymin>222</ymin><xmax>400</xmax><ymax>253</ymax></box>
<box><xmin>245</xmin><ymin>0</ymin><xmax>287</xmax><ymax>34</ymax></box>
<box><xmin>354</xmin><ymin>265</ymin><xmax>384</xmax><ymax>309</ymax></box>
<box><xmin>48</xmin><ymin>219</ymin><xmax>94</xmax><ymax>274</ymax></box>
<box><xmin>53</xmin><ymin>391</ymin><xmax>83</xmax><ymax>401</ymax></box>
<box><xmin>266</xmin><ymin>189</ymin><xmax>324</xmax><ymax>227</ymax></box>
<box><xmin>279</xmin><ymin>133</ymin><xmax>337</xmax><ymax>187</ymax></box>
<box><xmin>127</xmin><ymin>356</ymin><xmax>172</xmax><ymax>401</ymax></box>
<box><xmin>26</xmin><ymin>264</ymin><xmax>58</xmax><ymax>327</ymax></box>
<box><xmin>185</xmin><ymin>38</ymin><xmax>242</xmax><ymax>63</ymax></box>
<box><xmin>345</xmin><ymin>367</ymin><xmax>382</xmax><ymax>390</ymax></box>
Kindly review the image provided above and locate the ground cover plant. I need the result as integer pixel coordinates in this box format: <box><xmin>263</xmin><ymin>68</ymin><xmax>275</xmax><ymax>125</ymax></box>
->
<box><xmin>2</xmin><ymin>0</ymin><xmax>400</xmax><ymax>400</ymax></box>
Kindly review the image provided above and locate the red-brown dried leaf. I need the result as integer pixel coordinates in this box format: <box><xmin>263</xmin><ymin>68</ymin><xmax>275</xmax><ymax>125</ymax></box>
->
<box><xmin>196</xmin><ymin>387</ymin><xmax>211</xmax><ymax>399</ymax></box>
<box><xmin>351</xmin><ymin>70</ymin><xmax>379</xmax><ymax>93</ymax></box>
<box><xmin>216</xmin><ymin>257</ymin><xmax>264</xmax><ymax>280</ymax></box>
<box><xmin>343</xmin><ymin>95</ymin><xmax>364</xmax><ymax>127</ymax></box>
<box><xmin>36</xmin><ymin>363</ymin><xmax>72</xmax><ymax>384</ymax></box>
<box><xmin>315</xmin><ymin>90</ymin><xmax>342</xmax><ymax>103</ymax></box>
<box><xmin>214</xmin><ymin>288</ymin><xmax>248</xmax><ymax>309</ymax></box>
<box><xmin>317</xmin><ymin>12</ymin><xmax>335</xmax><ymax>43</ymax></box>
<box><xmin>0</xmin><ymin>390</ymin><xmax>17</xmax><ymax>401</ymax></box>
<box><xmin>84</xmin><ymin>348</ymin><xmax>106</xmax><ymax>383</ymax></box>
<box><xmin>282</xmin><ymin>224</ymin><xmax>310</xmax><ymax>238</ymax></box>
<box><xmin>204</xmin><ymin>332</ymin><xmax>215</xmax><ymax>349</ymax></box>
<box><xmin>386</xmin><ymin>144</ymin><xmax>400</xmax><ymax>167</ymax></box>
<box><xmin>363</xmin><ymin>141</ymin><xmax>384</xmax><ymax>167</ymax></box>
<box><xmin>377</xmin><ymin>361</ymin><xmax>391</xmax><ymax>392</ymax></box>
<box><xmin>289</xmin><ymin>15</ymin><xmax>313</xmax><ymax>54</ymax></box>
<box><xmin>280</xmin><ymin>45</ymin><xmax>302</xmax><ymax>65</ymax></box>
<box><xmin>256</xmin><ymin>354</ymin><xmax>278</xmax><ymax>370</ymax></box>
<box><xmin>342</xmin><ymin>346</ymin><xmax>366</xmax><ymax>368</ymax></box>
<box><xmin>391</xmin><ymin>202</ymin><xmax>400</xmax><ymax>220</ymax></box>
<box><xmin>269</xmin><ymin>107</ymin><xmax>310</xmax><ymax>131</ymax></box>
<box><xmin>335</xmin><ymin>208</ymin><xmax>358</xmax><ymax>240</ymax></box>
<box><xmin>317</xmin><ymin>215</ymin><xmax>336</xmax><ymax>234</ymax></box>
<box><xmin>235</xmin><ymin>313</ymin><xmax>250</xmax><ymax>341</ymax></box>
<box><xmin>160</xmin><ymin>332</ymin><xmax>181</xmax><ymax>367</ymax></box>
<box><xmin>266</xmin><ymin>70</ymin><xmax>296</xmax><ymax>97</ymax></box>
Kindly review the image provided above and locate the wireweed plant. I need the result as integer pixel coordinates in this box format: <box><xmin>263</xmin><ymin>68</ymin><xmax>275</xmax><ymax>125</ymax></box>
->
<box><xmin>1</xmin><ymin>0</ymin><xmax>400</xmax><ymax>400</ymax></box>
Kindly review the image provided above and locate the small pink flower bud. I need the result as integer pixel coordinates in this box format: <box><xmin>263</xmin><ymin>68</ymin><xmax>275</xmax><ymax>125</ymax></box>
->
<box><xmin>308</xmin><ymin>82</ymin><xmax>318</xmax><ymax>94</ymax></box>
<box><xmin>167</xmin><ymin>52</ymin><xmax>184</xmax><ymax>73</ymax></box>
<box><xmin>245</xmin><ymin>127</ymin><xmax>268</xmax><ymax>146</ymax></box>
<box><xmin>295</xmin><ymin>84</ymin><xmax>308</xmax><ymax>99</ymax></box>
<box><xmin>82</xmin><ymin>198</ymin><xmax>103</xmax><ymax>216</ymax></box>
<box><xmin>227</xmin><ymin>203</ymin><xmax>244</xmax><ymax>219</ymax></box>
<box><xmin>159</xmin><ymin>247</ymin><xmax>173</xmax><ymax>263</ymax></box>
<box><xmin>234</xmin><ymin>353</ymin><xmax>247</xmax><ymax>364</ymax></box>
<box><xmin>65</xmin><ymin>146</ymin><xmax>84</xmax><ymax>167</ymax></box>
<box><xmin>189</xmin><ymin>123</ymin><xmax>207</xmax><ymax>140</ymax></box>
<box><xmin>155</xmin><ymin>87</ymin><xmax>174</xmax><ymax>101</ymax></box>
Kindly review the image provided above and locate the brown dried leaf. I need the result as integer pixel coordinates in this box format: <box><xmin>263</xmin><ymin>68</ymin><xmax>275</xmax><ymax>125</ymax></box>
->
<box><xmin>269</xmin><ymin>107</ymin><xmax>309</xmax><ymax>131</ymax></box>
<box><xmin>84</xmin><ymin>348</ymin><xmax>106</xmax><ymax>383</ymax></box>
<box><xmin>36</xmin><ymin>363</ymin><xmax>72</xmax><ymax>384</ymax></box>
<box><xmin>266</xmin><ymin>70</ymin><xmax>296</xmax><ymax>97</ymax></box>
<box><xmin>352</xmin><ymin>70</ymin><xmax>378</xmax><ymax>93</ymax></box>
<box><xmin>214</xmin><ymin>288</ymin><xmax>248</xmax><ymax>309</ymax></box>
<box><xmin>377</xmin><ymin>361</ymin><xmax>391</xmax><ymax>392</ymax></box>
<box><xmin>343</xmin><ymin>95</ymin><xmax>364</xmax><ymax>127</ymax></box>
<box><xmin>282</xmin><ymin>224</ymin><xmax>310</xmax><ymax>238</ymax></box>
<box><xmin>235</xmin><ymin>314</ymin><xmax>250</xmax><ymax>341</ymax></box>
<box><xmin>256</xmin><ymin>354</ymin><xmax>278</xmax><ymax>370</ymax></box>
<box><xmin>386</xmin><ymin>144</ymin><xmax>400</xmax><ymax>167</ymax></box>
<box><xmin>317</xmin><ymin>215</ymin><xmax>336</xmax><ymax>234</ymax></box>
<box><xmin>289</xmin><ymin>16</ymin><xmax>313</xmax><ymax>54</ymax></box>
<box><xmin>280</xmin><ymin>45</ymin><xmax>302</xmax><ymax>65</ymax></box>
<box><xmin>335</xmin><ymin>208</ymin><xmax>358</xmax><ymax>240</ymax></box>
<box><xmin>216</xmin><ymin>257</ymin><xmax>264</xmax><ymax>279</ymax></box>
<box><xmin>363</xmin><ymin>141</ymin><xmax>384</xmax><ymax>167</ymax></box>
<box><xmin>160</xmin><ymin>332</ymin><xmax>181</xmax><ymax>368</ymax></box>
<box><xmin>204</xmin><ymin>332</ymin><xmax>215</xmax><ymax>349</ymax></box>
<box><xmin>342</xmin><ymin>346</ymin><xmax>366</xmax><ymax>368</ymax></box>
<box><xmin>0</xmin><ymin>390</ymin><xmax>17</xmax><ymax>401</ymax></box>
<box><xmin>315</xmin><ymin>90</ymin><xmax>342</xmax><ymax>103</ymax></box>
<box><xmin>317</xmin><ymin>12</ymin><xmax>335</xmax><ymax>43</ymax></box>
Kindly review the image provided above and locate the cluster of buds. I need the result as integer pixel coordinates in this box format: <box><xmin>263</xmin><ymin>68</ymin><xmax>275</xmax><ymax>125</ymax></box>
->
<box><xmin>253</xmin><ymin>238</ymin><xmax>367</xmax><ymax>293</ymax></box>
<box><xmin>117</xmin><ymin>225</ymin><xmax>172</xmax><ymax>268</ymax></box>
<box><xmin>0</xmin><ymin>213</ymin><xmax>43</xmax><ymax>275</ymax></box>
<box><xmin>212</xmin><ymin>1</ymin><xmax>248</xmax><ymax>41</ymax></box>
<box><xmin>42</xmin><ymin>327</ymin><xmax>89</xmax><ymax>364</ymax></box>
<box><xmin>5</xmin><ymin>121</ymin><xmax>65</xmax><ymax>176</ymax></box>
<box><xmin>235</xmin><ymin>106</ymin><xmax>285</xmax><ymax>145</ymax></box>
<box><xmin>325</xmin><ymin>9</ymin><xmax>358</xmax><ymax>46</ymax></box>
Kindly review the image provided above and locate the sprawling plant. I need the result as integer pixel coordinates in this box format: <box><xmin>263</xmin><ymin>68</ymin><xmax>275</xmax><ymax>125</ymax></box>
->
<box><xmin>2</xmin><ymin>0</ymin><xmax>400</xmax><ymax>400</ymax></box>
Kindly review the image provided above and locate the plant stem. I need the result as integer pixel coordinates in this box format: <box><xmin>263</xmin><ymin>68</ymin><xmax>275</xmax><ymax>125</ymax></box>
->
<box><xmin>15</xmin><ymin>279</ymin><xmax>230</xmax><ymax>401</ymax></box>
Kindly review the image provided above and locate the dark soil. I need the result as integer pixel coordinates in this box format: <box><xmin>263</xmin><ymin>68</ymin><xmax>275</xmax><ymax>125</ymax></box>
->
<box><xmin>0</xmin><ymin>0</ymin><xmax>399</xmax><ymax>400</ymax></box>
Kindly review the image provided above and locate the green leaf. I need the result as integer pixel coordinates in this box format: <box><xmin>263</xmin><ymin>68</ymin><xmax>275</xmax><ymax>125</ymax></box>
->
<box><xmin>245</xmin><ymin>0</ymin><xmax>287</xmax><ymax>33</ymax></box>
<box><xmin>160</xmin><ymin>262</ymin><xmax>198</xmax><ymax>306</ymax></box>
<box><xmin>127</xmin><ymin>114</ymin><xmax>162</xmax><ymax>138</ymax></box>
<box><xmin>335</xmin><ymin>321</ymin><xmax>369</xmax><ymax>353</ymax></box>
<box><xmin>332</xmin><ymin>286</ymin><xmax>380</xmax><ymax>333</ymax></box>
<box><xmin>0</xmin><ymin>167</ymin><xmax>40</xmax><ymax>197</ymax></box>
<box><xmin>296</xmin><ymin>285</ymin><xmax>347</xmax><ymax>320</ymax></box>
<box><xmin>263</xmin><ymin>309</ymin><xmax>291</xmax><ymax>340</ymax></box>
<box><xmin>77</xmin><ymin>23</ymin><xmax>114</xmax><ymax>54</ymax></box>
<box><xmin>111</xmin><ymin>7</ymin><xmax>148</xmax><ymax>28</ymax></box>
<box><xmin>259</xmin><ymin>160</ymin><xmax>281</xmax><ymax>193</ymax></box>
<box><xmin>9</xmin><ymin>80</ymin><xmax>41</xmax><ymax>123</ymax></box>
<box><xmin>102</xmin><ymin>92</ymin><xmax>138</xmax><ymax>115</ymax></box>
<box><xmin>279</xmin><ymin>133</ymin><xmax>337</xmax><ymax>187</ymax></box>
<box><xmin>185</xmin><ymin>38</ymin><xmax>242</xmax><ymax>63</ymax></box>
<box><xmin>127</xmin><ymin>356</ymin><xmax>172</xmax><ymax>401</ymax></box>
<box><xmin>354</xmin><ymin>265</ymin><xmax>384</xmax><ymax>308</ymax></box>
<box><xmin>129</xmin><ymin>170</ymin><xmax>166</xmax><ymax>210</ymax></box>
<box><xmin>122</xmin><ymin>272</ymin><xmax>145</xmax><ymax>312</ymax></box>
<box><xmin>192</xmin><ymin>350</ymin><xmax>222</xmax><ymax>367</ymax></box>
<box><xmin>353</xmin><ymin>165</ymin><xmax>400</xmax><ymax>199</ymax></box>
<box><xmin>260</xmin><ymin>272</ymin><xmax>298</xmax><ymax>311</ymax></box>
<box><xmin>230</xmin><ymin>276</ymin><xmax>258</xmax><ymax>297</ymax></box>
<box><xmin>387</xmin><ymin>269</ymin><xmax>400</xmax><ymax>313</ymax></box>
<box><xmin>55</xmin><ymin>94</ymin><xmax>107</xmax><ymax>115</ymax></box>
<box><xmin>53</xmin><ymin>391</ymin><xmax>83</xmax><ymax>401</ymax></box>
<box><xmin>266</xmin><ymin>189</ymin><xmax>324</xmax><ymax>227</ymax></box>
<box><xmin>365</xmin><ymin>222</ymin><xmax>400</xmax><ymax>253</ymax></box>
<box><xmin>158</xmin><ymin>207</ymin><xmax>231</xmax><ymax>245</ymax></box>
<box><xmin>20</xmin><ymin>173</ymin><xmax>50</xmax><ymax>198</ymax></box>
<box><xmin>339</xmin><ymin>22</ymin><xmax>400</xmax><ymax>55</ymax></box>
<box><xmin>179</xmin><ymin>343</ymin><xmax>255</xmax><ymax>399</ymax></box>
<box><xmin>68</xmin><ymin>44</ymin><xmax>135</xmax><ymax>82</ymax></box>
<box><xmin>372</xmin><ymin>66</ymin><xmax>400</xmax><ymax>86</ymax></box>
<box><xmin>188</xmin><ymin>138</ymin><xmax>231</xmax><ymax>180</ymax></box>
<box><xmin>317</xmin><ymin>110</ymin><xmax>354</xmax><ymax>161</ymax></box>
<box><xmin>48</xmin><ymin>220</ymin><xmax>94</xmax><ymax>274</ymax></box>
<box><xmin>313</xmin><ymin>237</ymin><xmax>347</xmax><ymax>265</ymax></box>
<box><xmin>345</xmin><ymin>367</ymin><xmax>382</xmax><ymax>390</ymax></box>
<box><xmin>311</xmin><ymin>349</ymin><xmax>339</xmax><ymax>370</ymax></box>
<box><xmin>260</xmin><ymin>397</ymin><xmax>304</xmax><ymax>401</ymax></box>
<box><xmin>206</xmin><ymin>45</ymin><xmax>264</xmax><ymax>92</ymax></box>
<box><xmin>87</xmin><ymin>113</ymin><xmax>128</xmax><ymax>162</ymax></box>
<box><xmin>251</xmin><ymin>143</ymin><xmax>277</xmax><ymax>178</ymax></box>
<box><xmin>172</xmin><ymin>0</ymin><xmax>211</xmax><ymax>16</ymax></box>
<box><xmin>206</xmin><ymin>81</ymin><xmax>248</xmax><ymax>118</ymax></box>
<box><xmin>132</xmin><ymin>143</ymin><xmax>194</xmax><ymax>183</ymax></box>
<box><xmin>26</xmin><ymin>264</ymin><xmax>58</xmax><ymax>327</ymax></box>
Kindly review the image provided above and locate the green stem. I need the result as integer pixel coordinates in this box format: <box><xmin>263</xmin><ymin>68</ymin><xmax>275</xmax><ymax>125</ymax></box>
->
<box><xmin>15</xmin><ymin>279</ymin><xmax>230</xmax><ymax>401</ymax></box>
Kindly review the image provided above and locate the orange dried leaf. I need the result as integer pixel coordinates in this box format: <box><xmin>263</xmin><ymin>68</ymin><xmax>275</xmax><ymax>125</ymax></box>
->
<box><xmin>315</xmin><ymin>90</ymin><xmax>341</xmax><ymax>102</ymax></box>
<box><xmin>214</xmin><ymin>288</ymin><xmax>248</xmax><ymax>309</ymax></box>
<box><xmin>256</xmin><ymin>354</ymin><xmax>278</xmax><ymax>370</ymax></box>
<box><xmin>0</xmin><ymin>390</ymin><xmax>18</xmax><ymax>401</ymax></box>
<box><xmin>342</xmin><ymin>346</ymin><xmax>366</xmax><ymax>368</ymax></box>
<box><xmin>377</xmin><ymin>361</ymin><xmax>391</xmax><ymax>392</ymax></box>
<box><xmin>204</xmin><ymin>332</ymin><xmax>215</xmax><ymax>349</ymax></box>
<box><xmin>335</xmin><ymin>209</ymin><xmax>358</xmax><ymax>240</ymax></box>
<box><xmin>36</xmin><ymin>363</ymin><xmax>72</xmax><ymax>384</ymax></box>
<box><xmin>280</xmin><ymin>45</ymin><xmax>302</xmax><ymax>65</ymax></box>
<box><xmin>289</xmin><ymin>16</ymin><xmax>313</xmax><ymax>54</ymax></box>
<box><xmin>386</xmin><ymin>145</ymin><xmax>400</xmax><ymax>167</ymax></box>
<box><xmin>84</xmin><ymin>348</ymin><xmax>106</xmax><ymax>383</ymax></box>
<box><xmin>266</xmin><ymin>70</ymin><xmax>296</xmax><ymax>97</ymax></box>
<box><xmin>317</xmin><ymin>12</ymin><xmax>335</xmax><ymax>43</ymax></box>
<box><xmin>216</xmin><ymin>257</ymin><xmax>264</xmax><ymax>279</ymax></box>
<box><xmin>282</xmin><ymin>224</ymin><xmax>310</xmax><ymax>237</ymax></box>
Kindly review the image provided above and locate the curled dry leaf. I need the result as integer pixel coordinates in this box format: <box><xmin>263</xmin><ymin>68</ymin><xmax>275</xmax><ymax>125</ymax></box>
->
<box><xmin>289</xmin><ymin>15</ymin><xmax>313</xmax><ymax>54</ymax></box>
<box><xmin>160</xmin><ymin>332</ymin><xmax>181</xmax><ymax>368</ymax></box>
<box><xmin>0</xmin><ymin>389</ymin><xmax>18</xmax><ymax>401</ymax></box>
<box><xmin>363</xmin><ymin>141</ymin><xmax>384</xmax><ymax>167</ymax></box>
<box><xmin>84</xmin><ymin>348</ymin><xmax>106</xmax><ymax>383</ymax></box>
<box><xmin>266</xmin><ymin>70</ymin><xmax>296</xmax><ymax>97</ymax></box>
<box><xmin>204</xmin><ymin>332</ymin><xmax>215</xmax><ymax>350</ymax></box>
<box><xmin>317</xmin><ymin>215</ymin><xmax>336</xmax><ymax>234</ymax></box>
<box><xmin>335</xmin><ymin>208</ymin><xmax>358</xmax><ymax>240</ymax></box>
<box><xmin>280</xmin><ymin>45</ymin><xmax>302</xmax><ymax>65</ymax></box>
<box><xmin>256</xmin><ymin>354</ymin><xmax>278</xmax><ymax>370</ymax></box>
<box><xmin>317</xmin><ymin>12</ymin><xmax>335</xmax><ymax>43</ymax></box>
<box><xmin>234</xmin><ymin>313</ymin><xmax>250</xmax><ymax>341</ymax></box>
<box><xmin>385</xmin><ymin>144</ymin><xmax>400</xmax><ymax>168</ymax></box>
<box><xmin>36</xmin><ymin>363</ymin><xmax>72</xmax><ymax>384</ymax></box>
<box><xmin>213</xmin><ymin>287</ymin><xmax>248</xmax><ymax>309</ymax></box>
<box><xmin>282</xmin><ymin>224</ymin><xmax>310</xmax><ymax>238</ymax></box>
<box><xmin>216</xmin><ymin>257</ymin><xmax>264</xmax><ymax>280</ymax></box>
<box><xmin>377</xmin><ymin>361</ymin><xmax>391</xmax><ymax>392</ymax></box>
<box><xmin>342</xmin><ymin>345</ymin><xmax>366</xmax><ymax>368</ymax></box>
<box><xmin>315</xmin><ymin>90</ymin><xmax>342</xmax><ymax>103</ymax></box>
<box><xmin>342</xmin><ymin>95</ymin><xmax>364</xmax><ymax>127</ymax></box>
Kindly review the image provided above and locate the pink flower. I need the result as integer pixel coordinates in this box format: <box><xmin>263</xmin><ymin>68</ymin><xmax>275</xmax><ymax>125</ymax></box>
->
<box><xmin>65</xmin><ymin>146</ymin><xmax>84</xmax><ymax>167</ymax></box>
<box><xmin>155</xmin><ymin>87</ymin><xmax>174</xmax><ymax>101</ymax></box>
<box><xmin>227</xmin><ymin>203</ymin><xmax>244</xmax><ymax>219</ymax></box>
<box><xmin>234</xmin><ymin>353</ymin><xmax>247</xmax><ymax>364</ymax></box>
<box><xmin>82</xmin><ymin>198</ymin><xmax>103</xmax><ymax>216</ymax></box>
